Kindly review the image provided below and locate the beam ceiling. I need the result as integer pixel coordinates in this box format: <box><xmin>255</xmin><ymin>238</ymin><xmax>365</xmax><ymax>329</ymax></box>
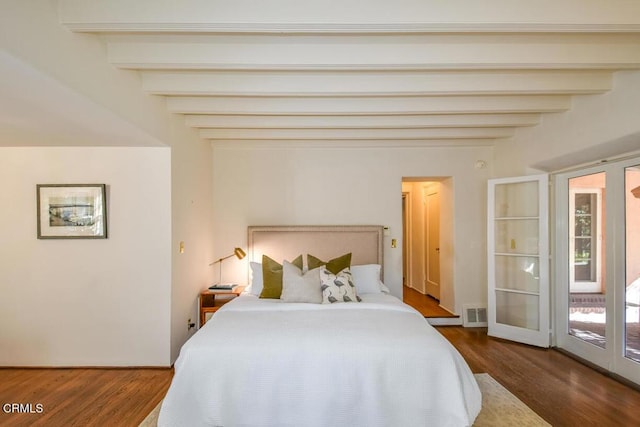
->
<box><xmin>58</xmin><ymin>0</ymin><xmax>640</xmax><ymax>145</ymax></box>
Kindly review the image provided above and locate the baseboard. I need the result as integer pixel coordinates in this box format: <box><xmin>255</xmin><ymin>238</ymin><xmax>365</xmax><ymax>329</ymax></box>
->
<box><xmin>438</xmin><ymin>303</ymin><xmax>459</xmax><ymax>317</ymax></box>
<box><xmin>427</xmin><ymin>317</ymin><xmax>463</xmax><ymax>326</ymax></box>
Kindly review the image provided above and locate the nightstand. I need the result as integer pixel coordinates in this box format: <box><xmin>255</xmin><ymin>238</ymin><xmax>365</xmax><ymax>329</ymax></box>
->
<box><xmin>199</xmin><ymin>286</ymin><xmax>245</xmax><ymax>327</ymax></box>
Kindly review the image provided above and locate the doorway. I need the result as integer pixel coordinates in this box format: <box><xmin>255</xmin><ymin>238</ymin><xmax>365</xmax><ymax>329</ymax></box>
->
<box><xmin>555</xmin><ymin>157</ymin><xmax>640</xmax><ymax>386</ymax></box>
<box><xmin>401</xmin><ymin>177</ymin><xmax>457</xmax><ymax>318</ymax></box>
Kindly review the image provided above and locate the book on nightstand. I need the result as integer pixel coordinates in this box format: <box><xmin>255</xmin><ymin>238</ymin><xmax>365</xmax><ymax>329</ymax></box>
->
<box><xmin>208</xmin><ymin>283</ymin><xmax>237</xmax><ymax>291</ymax></box>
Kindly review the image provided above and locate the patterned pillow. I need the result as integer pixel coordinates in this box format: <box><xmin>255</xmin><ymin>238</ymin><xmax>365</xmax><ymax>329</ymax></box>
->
<box><xmin>320</xmin><ymin>267</ymin><xmax>361</xmax><ymax>304</ymax></box>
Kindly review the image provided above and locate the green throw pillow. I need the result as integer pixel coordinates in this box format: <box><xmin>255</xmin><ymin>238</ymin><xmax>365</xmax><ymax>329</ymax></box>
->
<box><xmin>307</xmin><ymin>253</ymin><xmax>352</xmax><ymax>275</ymax></box>
<box><xmin>260</xmin><ymin>254</ymin><xmax>303</xmax><ymax>299</ymax></box>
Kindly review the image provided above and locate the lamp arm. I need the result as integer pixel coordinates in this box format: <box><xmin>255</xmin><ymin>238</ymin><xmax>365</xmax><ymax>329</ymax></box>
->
<box><xmin>208</xmin><ymin>248</ymin><xmax>245</xmax><ymax>285</ymax></box>
<box><xmin>208</xmin><ymin>253</ymin><xmax>235</xmax><ymax>266</ymax></box>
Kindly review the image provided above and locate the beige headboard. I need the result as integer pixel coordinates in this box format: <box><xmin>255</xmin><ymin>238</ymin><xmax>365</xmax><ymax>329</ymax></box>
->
<box><xmin>248</xmin><ymin>225</ymin><xmax>384</xmax><ymax>273</ymax></box>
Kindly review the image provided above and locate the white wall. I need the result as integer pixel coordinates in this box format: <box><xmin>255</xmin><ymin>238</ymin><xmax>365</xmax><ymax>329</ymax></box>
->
<box><xmin>1</xmin><ymin>1</ymin><xmax>214</xmax><ymax>365</ymax></box>
<box><xmin>0</xmin><ymin>147</ymin><xmax>171</xmax><ymax>366</ymax></box>
<box><xmin>212</xmin><ymin>143</ymin><xmax>492</xmax><ymax>316</ymax></box>
<box><xmin>494</xmin><ymin>70</ymin><xmax>640</xmax><ymax>176</ymax></box>
<box><xmin>169</xmin><ymin>137</ymin><xmax>214</xmax><ymax>363</ymax></box>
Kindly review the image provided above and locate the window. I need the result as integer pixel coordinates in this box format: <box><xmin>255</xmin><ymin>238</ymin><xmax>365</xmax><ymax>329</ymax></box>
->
<box><xmin>569</xmin><ymin>184</ymin><xmax>603</xmax><ymax>294</ymax></box>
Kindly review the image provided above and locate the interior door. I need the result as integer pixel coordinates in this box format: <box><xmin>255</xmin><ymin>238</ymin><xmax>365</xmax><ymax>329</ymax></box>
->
<box><xmin>425</xmin><ymin>189</ymin><xmax>440</xmax><ymax>299</ymax></box>
<box><xmin>488</xmin><ymin>174</ymin><xmax>550</xmax><ymax>347</ymax></box>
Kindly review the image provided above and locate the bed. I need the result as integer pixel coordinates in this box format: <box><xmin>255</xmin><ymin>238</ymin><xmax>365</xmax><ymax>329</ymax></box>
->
<box><xmin>158</xmin><ymin>226</ymin><xmax>481</xmax><ymax>427</ymax></box>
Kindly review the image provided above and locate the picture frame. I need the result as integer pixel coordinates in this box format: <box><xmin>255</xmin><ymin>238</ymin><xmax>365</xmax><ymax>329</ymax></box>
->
<box><xmin>37</xmin><ymin>184</ymin><xmax>108</xmax><ymax>239</ymax></box>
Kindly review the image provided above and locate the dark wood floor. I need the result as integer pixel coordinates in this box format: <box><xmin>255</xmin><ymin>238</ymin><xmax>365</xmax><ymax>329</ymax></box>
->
<box><xmin>403</xmin><ymin>285</ymin><xmax>459</xmax><ymax>318</ymax></box>
<box><xmin>0</xmin><ymin>368</ymin><xmax>172</xmax><ymax>426</ymax></box>
<box><xmin>439</xmin><ymin>326</ymin><xmax>640</xmax><ymax>427</ymax></box>
<box><xmin>2</xmin><ymin>328</ymin><xmax>640</xmax><ymax>426</ymax></box>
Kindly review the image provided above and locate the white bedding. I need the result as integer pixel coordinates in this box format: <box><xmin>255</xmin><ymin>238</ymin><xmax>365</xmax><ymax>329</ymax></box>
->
<box><xmin>158</xmin><ymin>294</ymin><xmax>481</xmax><ymax>427</ymax></box>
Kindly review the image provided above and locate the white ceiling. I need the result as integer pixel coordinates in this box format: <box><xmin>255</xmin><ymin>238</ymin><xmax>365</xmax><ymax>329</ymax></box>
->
<box><xmin>0</xmin><ymin>52</ymin><xmax>163</xmax><ymax>147</ymax></box>
<box><xmin>56</xmin><ymin>1</ymin><xmax>640</xmax><ymax>146</ymax></box>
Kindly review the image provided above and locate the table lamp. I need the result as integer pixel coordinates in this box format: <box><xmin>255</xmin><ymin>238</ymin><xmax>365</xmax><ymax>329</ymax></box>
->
<box><xmin>209</xmin><ymin>247</ymin><xmax>246</xmax><ymax>285</ymax></box>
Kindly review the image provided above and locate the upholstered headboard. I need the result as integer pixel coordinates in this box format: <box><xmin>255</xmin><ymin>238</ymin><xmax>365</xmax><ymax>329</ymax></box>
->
<box><xmin>247</xmin><ymin>225</ymin><xmax>384</xmax><ymax>273</ymax></box>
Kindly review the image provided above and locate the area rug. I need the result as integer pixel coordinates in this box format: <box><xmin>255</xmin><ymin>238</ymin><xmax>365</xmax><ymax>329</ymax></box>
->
<box><xmin>472</xmin><ymin>373</ymin><xmax>550</xmax><ymax>426</ymax></box>
<box><xmin>139</xmin><ymin>373</ymin><xmax>550</xmax><ymax>426</ymax></box>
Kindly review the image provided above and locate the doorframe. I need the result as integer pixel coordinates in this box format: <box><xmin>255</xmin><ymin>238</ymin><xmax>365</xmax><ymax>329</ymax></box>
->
<box><xmin>401</xmin><ymin>177</ymin><xmax>456</xmax><ymax>316</ymax></box>
<box><xmin>402</xmin><ymin>192</ymin><xmax>412</xmax><ymax>288</ymax></box>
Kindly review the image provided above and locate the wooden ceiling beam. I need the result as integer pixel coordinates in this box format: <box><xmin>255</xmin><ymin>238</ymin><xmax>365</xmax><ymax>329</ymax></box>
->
<box><xmin>107</xmin><ymin>34</ymin><xmax>640</xmax><ymax>71</ymax></box>
<box><xmin>166</xmin><ymin>95</ymin><xmax>571</xmax><ymax>115</ymax></box>
<box><xmin>141</xmin><ymin>70</ymin><xmax>611</xmax><ymax>97</ymax></box>
<box><xmin>198</xmin><ymin>127</ymin><xmax>515</xmax><ymax>140</ymax></box>
<box><xmin>184</xmin><ymin>113</ymin><xmax>541</xmax><ymax>129</ymax></box>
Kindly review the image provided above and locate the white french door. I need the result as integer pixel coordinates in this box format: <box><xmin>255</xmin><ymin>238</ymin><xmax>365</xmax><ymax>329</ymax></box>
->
<box><xmin>555</xmin><ymin>157</ymin><xmax>640</xmax><ymax>385</ymax></box>
<box><xmin>488</xmin><ymin>174</ymin><xmax>550</xmax><ymax>347</ymax></box>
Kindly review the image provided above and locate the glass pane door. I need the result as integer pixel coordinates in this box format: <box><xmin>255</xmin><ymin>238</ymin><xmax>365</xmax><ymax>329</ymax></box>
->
<box><xmin>625</xmin><ymin>165</ymin><xmax>640</xmax><ymax>363</ymax></box>
<box><xmin>556</xmin><ymin>157</ymin><xmax>640</xmax><ymax>386</ymax></box>
<box><xmin>488</xmin><ymin>175</ymin><xmax>549</xmax><ymax>347</ymax></box>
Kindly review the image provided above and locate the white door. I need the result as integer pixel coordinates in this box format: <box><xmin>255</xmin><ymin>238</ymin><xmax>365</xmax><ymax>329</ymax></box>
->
<box><xmin>488</xmin><ymin>174</ymin><xmax>550</xmax><ymax>347</ymax></box>
<box><xmin>425</xmin><ymin>189</ymin><xmax>440</xmax><ymax>299</ymax></box>
<box><xmin>555</xmin><ymin>158</ymin><xmax>640</xmax><ymax>385</ymax></box>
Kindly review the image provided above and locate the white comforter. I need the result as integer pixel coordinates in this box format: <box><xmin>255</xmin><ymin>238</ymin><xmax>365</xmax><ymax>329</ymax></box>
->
<box><xmin>158</xmin><ymin>294</ymin><xmax>481</xmax><ymax>427</ymax></box>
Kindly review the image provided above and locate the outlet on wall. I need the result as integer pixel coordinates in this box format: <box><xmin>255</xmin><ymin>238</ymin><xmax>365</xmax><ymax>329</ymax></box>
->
<box><xmin>187</xmin><ymin>318</ymin><xmax>195</xmax><ymax>331</ymax></box>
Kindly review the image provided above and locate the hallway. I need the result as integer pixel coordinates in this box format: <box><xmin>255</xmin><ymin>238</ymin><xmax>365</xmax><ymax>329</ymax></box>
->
<box><xmin>403</xmin><ymin>286</ymin><xmax>459</xmax><ymax>318</ymax></box>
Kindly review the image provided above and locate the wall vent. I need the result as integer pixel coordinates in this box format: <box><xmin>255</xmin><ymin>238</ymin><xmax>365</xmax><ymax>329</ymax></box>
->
<box><xmin>463</xmin><ymin>305</ymin><xmax>488</xmax><ymax>327</ymax></box>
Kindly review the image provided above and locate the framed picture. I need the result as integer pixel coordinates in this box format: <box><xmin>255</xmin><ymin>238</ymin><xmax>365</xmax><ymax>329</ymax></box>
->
<box><xmin>37</xmin><ymin>184</ymin><xmax>108</xmax><ymax>239</ymax></box>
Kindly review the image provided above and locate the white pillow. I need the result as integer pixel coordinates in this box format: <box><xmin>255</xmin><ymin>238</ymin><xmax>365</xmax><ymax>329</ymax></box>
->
<box><xmin>351</xmin><ymin>264</ymin><xmax>390</xmax><ymax>294</ymax></box>
<box><xmin>320</xmin><ymin>267</ymin><xmax>360</xmax><ymax>303</ymax></box>
<box><xmin>249</xmin><ymin>261</ymin><xmax>263</xmax><ymax>296</ymax></box>
<box><xmin>281</xmin><ymin>261</ymin><xmax>323</xmax><ymax>303</ymax></box>
<box><xmin>379</xmin><ymin>281</ymin><xmax>391</xmax><ymax>294</ymax></box>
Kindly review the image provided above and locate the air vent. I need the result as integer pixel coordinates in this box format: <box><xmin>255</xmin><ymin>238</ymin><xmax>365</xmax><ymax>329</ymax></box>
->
<box><xmin>463</xmin><ymin>305</ymin><xmax>488</xmax><ymax>327</ymax></box>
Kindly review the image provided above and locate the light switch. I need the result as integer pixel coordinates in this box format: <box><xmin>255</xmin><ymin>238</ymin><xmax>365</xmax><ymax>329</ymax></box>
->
<box><xmin>179</xmin><ymin>241</ymin><xmax>185</xmax><ymax>254</ymax></box>
<box><xmin>391</xmin><ymin>238</ymin><xmax>397</xmax><ymax>248</ymax></box>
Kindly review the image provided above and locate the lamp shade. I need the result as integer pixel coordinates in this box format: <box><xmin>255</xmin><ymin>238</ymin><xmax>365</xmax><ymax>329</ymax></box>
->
<box><xmin>234</xmin><ymin>247</ymin><xmax>246</xmax><ymax>260</ymax></box>
<box><xmin>209</xmin><ymin>247</ymin><xmax>247</xmax><ymax>266</ymax></box>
